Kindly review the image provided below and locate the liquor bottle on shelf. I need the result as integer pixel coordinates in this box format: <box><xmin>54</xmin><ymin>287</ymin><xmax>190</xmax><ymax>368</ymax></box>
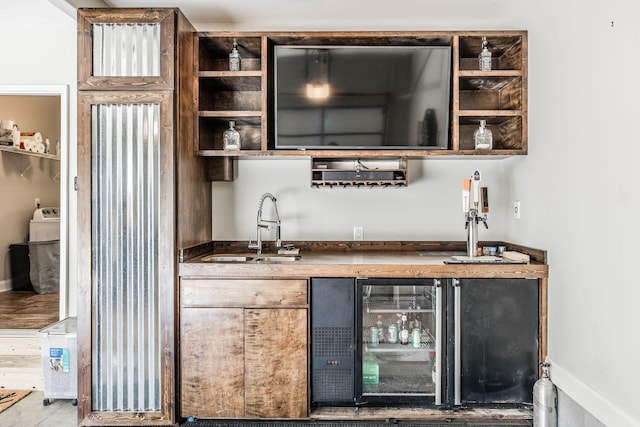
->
<box><xmin>223</xmin><ymin>120</ymin><xmax>241</xmax><ymax>150</ymax></box>
<box><xmin>229</xmin><ymin>39</ymin><xmax>241</xmax><ymax>71</ymax></box>
<box><xmin>376</xmin><ymin>314</ymin><xmax>385</xmax><ymax>344</ymax></box>
<box><xmin>399</xmin><ymin>314</ymin><xmax>409</xmax><ymax>345</ymax></box>
<box><xmin>414</xmin><ymin>311</ymin><xmax>423</xmax><ymax>332</ymax></box>
<box><xmin>474</xmin><ymin>120</ymin><xmax>493</xmax><ymax>150</ymax></box>
<box><xmin>479</xmin><ymin>36</ymin><xmax>492</xmax><ymax>71</ymax></box>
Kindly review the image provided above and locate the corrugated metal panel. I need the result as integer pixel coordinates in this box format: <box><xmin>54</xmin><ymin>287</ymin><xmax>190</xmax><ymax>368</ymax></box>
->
<box><xmin>91</xmin><ymin>103</ymin><xmax>161</xmax><ymax>411</ymax></box>
<box><xmin>93</xmin><ymin>23</ymin><xmax>161</xmax><ymax>77</ymax></box>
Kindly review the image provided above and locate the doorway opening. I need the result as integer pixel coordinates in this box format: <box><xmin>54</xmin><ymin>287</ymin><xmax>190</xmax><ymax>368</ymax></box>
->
<box><xmin>0</xmin><ymin>85</ymin><xmax>69</xmax><ymax>330</ymax></box>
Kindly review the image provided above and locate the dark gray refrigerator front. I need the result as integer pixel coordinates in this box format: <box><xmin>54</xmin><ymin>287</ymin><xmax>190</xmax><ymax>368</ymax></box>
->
<box><xmin>311</xmin><ymin>278</ymin><xmax>357</xmax><ymax>405</ymax></box>
<box><xmin>453</xmin><ymin>278</ymin><xmax>539</xmax><ymax>405</ymax></box>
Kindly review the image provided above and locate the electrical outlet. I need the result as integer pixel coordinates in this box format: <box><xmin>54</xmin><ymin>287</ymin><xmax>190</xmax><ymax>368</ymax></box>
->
<box><xmin>513</xmin><ymin>201</ymin><xmax>521</xmax><ymax>219</ymax></box>
<box><xmin>35</xmin><ymin>198</ymin><xmax>40</xmax><ymax>208</ymax></box>
<box><xmin>353</xmin><ymin>226</ymin><xmax>364</xmax><ymax>241</ymax></box>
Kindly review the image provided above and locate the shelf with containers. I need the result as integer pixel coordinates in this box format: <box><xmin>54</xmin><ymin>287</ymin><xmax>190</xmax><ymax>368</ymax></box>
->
<box><xmin>360</xmin><ymin>283</ymin><xmax>439</xmax><ymax>399</ymax></box>
<box><xmin>196</xmin><ymin>34</ymin><xmax>266</xmax><ymax>153</ymax></box>
<box><xmin>452</xmin><ymin>32</ymin><xmax>527</xmax><ymax>154</ymax></box>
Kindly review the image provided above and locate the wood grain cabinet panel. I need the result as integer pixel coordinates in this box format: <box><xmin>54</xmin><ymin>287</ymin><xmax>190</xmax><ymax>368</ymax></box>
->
<box><xmin>179</xmin><ymin>278</ymin><xmax>309</xmax><ymax>419</ymax></box>
<box><xmin>181</xmin><ymin>279</ymin><xmax>307</xmax><ymax>307</ymax></box>
<box><xmin>180</xmin><ymin>307</ymin><xmax>244</xmax><ymax>418</ymax></box>
<box><xmin>245</xmin><ymin>309</ymin><xmax>308</xmax><ymax>418</ymax></box>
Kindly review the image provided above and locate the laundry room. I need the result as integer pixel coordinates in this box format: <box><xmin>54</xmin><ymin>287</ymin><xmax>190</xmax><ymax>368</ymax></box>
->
<box><xmin>0</xmin><ymin>93</ymin><xmax>61</xmax><ymax>329</ymax></box>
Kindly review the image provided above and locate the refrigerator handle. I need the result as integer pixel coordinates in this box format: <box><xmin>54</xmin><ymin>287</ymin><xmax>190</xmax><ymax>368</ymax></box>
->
<box><xmin>434</xmin><ymin>278</ymin><xmax>442</xmax><ymax>405</ymax></box>
<box><xmin>452</xmin><ymin>278</ymin><xmax>461</xmax><ymax>405</ymax></box>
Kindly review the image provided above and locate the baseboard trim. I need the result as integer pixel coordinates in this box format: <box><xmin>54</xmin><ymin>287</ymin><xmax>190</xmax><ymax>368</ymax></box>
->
<box><xmin>0</xmin><ymin>279</ymin><xmax>11</xmax><ymax>292</ymax></box>
<box><xmin>548</xmin><ymin>358</ymin><xmax>638</xmax><ymax>427</ymax></box>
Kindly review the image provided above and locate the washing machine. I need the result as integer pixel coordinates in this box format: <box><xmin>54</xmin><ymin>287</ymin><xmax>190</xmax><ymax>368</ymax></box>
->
<box><xmin>29</xmin><ymin>207</ymin><xmax>60</xmax><ymax>294</ymax></box>
<box><xmin>30</xmin><ymin>207</ymin><xmax>60</xmax><ymax>241</ymax></box>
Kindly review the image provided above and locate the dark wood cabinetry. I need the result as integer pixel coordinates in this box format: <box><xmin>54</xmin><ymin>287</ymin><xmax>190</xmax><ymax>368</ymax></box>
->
<box><xmin>196</xmin><ymin>36</ymin><xmax>265</xmax><ymax>153</ymax></box>
<box><xmin>180</xmin><ymin>278</ymin><xmax>308</xmax><ymax>419</ymax></box>
<box><xmin>194</xmin><ymin>31</ymin><xmax>527</xmax><ymax>161</ymax></box>
<box><xmin>76</xmin><ymin>8</ymin><xmax>210</xmax><ymax>426</ymax></box>
<box><xmin>453</xmin><ymin>33</ymin><xmax>527</xmax><ymax>153</ymax></box>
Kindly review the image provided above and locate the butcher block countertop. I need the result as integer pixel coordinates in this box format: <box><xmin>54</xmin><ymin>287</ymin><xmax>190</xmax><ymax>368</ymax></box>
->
<box><xmin>178</xmin><ymin>240</ymin><xmax>548</xmax><ymax>279</ymax></box>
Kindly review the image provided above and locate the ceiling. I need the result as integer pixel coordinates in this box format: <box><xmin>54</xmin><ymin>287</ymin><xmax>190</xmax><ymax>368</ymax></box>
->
<box><xmin>52</xmin><ymin>0</ymin><xmax>521</xmax><ymax>31</ymax></box>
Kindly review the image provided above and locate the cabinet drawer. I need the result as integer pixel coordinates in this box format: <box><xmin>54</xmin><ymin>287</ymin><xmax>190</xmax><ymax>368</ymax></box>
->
<box><xmin>181</xmin><ymin>278</ymin><xmax>308</xmax><ymax>307</ymax></box>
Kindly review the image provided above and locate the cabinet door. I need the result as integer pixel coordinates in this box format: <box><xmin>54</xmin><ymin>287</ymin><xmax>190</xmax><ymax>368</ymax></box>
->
<box><xmin>78</xmin><ymin>9</ymin><xmax>176</xmax><ymax>90</ymax></box>
<box><xmin>77</xmin><ymin>91</ymin><xmax>176</xmax><ymax>424</ymax></box>
<box><xmin>181</xmin><ymin>308</ymin><xmax>244</xmax><ymax>418</ymax></box>
<box><xmin>455</xmin><ymin>278</ymin><xmax>538</xmax><ymax>405</ymax></box>
<box><xmin>245</xmin><ymin>308</ymin><xmax>308</xmax><ymax>418</ymax></box>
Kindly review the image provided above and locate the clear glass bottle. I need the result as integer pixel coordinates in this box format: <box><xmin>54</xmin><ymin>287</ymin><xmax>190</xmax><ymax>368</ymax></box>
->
<box><xmin>474</xmin><ymin>119</ymin><xmax>493</xmax><ymax>150</ymax></box>
<box><xmin>376</xmin><ymin>314</ymin><xmax>385</xmax><ymax>343</ymax></box>
<box><xmin>223</xmin><ymin>120</ymin><xmax>241</xmax><ymax>150</ymax></box>
<box><xmin>413</xmin><ymin>311</ymin><xmax>423</xmax><ymax>331</ymax></box>
<box><xmin>229</xmin><ymin>39</ymin><xmax>241</xmax><ymax>71</ymax></box>
<box><xmin>399</xmin><ymin>314</ymin><xmax>409</xmax><ymax>345</ymax></box>
<box><xmin>479</xmin><ymin>36</ymin><xmax>492</xmax><ymax>71</ymax></box>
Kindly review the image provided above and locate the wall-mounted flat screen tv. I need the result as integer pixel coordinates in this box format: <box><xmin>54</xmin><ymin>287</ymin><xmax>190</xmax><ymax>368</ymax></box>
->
<box><xmin>274</xmin><ymin>45</ymin><xmax>451</xmax><ymax>150</ymax></box>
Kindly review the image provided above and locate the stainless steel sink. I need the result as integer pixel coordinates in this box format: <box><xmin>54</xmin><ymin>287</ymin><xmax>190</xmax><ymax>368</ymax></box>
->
<box><xmin>201</xmin><ymin>255</ymin><xmax>255</xmax><ymax>262</ymax></box>
<box><xmin>201</xmin><ymin>254</ymin><xmax>300</xmax><ymax>263</ymax></box>
<box><xmin>254</xmin><ymin>255</ymin><xmax>300</xmax><ymax>263</ymax></box>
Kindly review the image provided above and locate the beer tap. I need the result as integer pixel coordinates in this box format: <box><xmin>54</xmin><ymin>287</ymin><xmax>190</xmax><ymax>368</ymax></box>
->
<box><xmin>463</xmin><ymin>170</ymin><xmax>488</xmax><ymax>257</ymax></box>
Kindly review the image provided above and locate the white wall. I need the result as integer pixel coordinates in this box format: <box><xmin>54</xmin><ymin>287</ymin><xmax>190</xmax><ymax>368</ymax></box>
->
<box><xmin>502</xmin><ymin>0</ymin><xmax>640</xmax><ymax>425</ymax></box>
<box><xmin>213</xmin><ymin>158</ymin><xmax>508</xmax><ymax>242</ymax></box>
<box><xmin>0</xmin><ymin>2</ymin><xmax>78</xmax><ymax>317</ymax></box>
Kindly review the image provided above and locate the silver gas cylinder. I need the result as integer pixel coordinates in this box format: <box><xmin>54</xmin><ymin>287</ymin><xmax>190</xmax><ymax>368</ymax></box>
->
<box><xmin>533</xmin><ymin>362</ymin><xmax>558</xmax><ymax>427</ymax></box>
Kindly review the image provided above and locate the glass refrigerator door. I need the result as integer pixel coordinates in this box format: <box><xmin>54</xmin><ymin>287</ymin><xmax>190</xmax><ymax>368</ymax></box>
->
<box><xmin>359</xmin><ymin>279</ymin><xmax>442</xmax><ymax>404</ymax></box>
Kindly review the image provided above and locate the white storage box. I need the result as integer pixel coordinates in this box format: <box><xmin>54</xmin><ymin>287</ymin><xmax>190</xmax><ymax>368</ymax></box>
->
<box><xmin>38</xmin><ymin>317</ymin><xmax>78</xmax><ymax>405</ymax></box>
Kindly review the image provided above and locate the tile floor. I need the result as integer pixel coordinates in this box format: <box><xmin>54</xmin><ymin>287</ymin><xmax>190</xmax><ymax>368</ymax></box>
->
<box><xmin>0</xmin><ymin>390</ymin><xmax>77</xmax><ymax>427</ymax></box>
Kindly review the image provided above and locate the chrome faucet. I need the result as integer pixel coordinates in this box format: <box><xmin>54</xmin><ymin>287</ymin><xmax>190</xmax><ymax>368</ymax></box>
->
<box><xmin>248</xmin><ymin>193</ymin><xmax>282</xmax><ymax>254</ymax></box>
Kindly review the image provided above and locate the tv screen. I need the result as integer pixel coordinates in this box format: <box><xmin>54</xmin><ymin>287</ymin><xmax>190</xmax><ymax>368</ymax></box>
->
<box><xmin>274</xmin><ymin>45</ymin><xmax>451</xmax><ymax>150</ymax></box>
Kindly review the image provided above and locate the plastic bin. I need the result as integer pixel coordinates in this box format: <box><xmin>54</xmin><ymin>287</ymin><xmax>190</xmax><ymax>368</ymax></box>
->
<box><xmin>28</xmin><ymin>240</ymin><xmax>60</xmax><ymax>294</ymax></box>
<box><xmin>8</xmin><ymin>243</ymin><xmax>33</xmax><ymax>291</ymax></box>
<box><xmin>38</xmin><ymin>317</ymin><xmax>78</xmax><ymax>406</ymax></box>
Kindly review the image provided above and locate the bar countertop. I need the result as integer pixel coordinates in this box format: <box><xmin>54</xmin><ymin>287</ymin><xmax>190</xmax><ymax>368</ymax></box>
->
<box><xmin>178</xmin><ymin>240</ymin><xmax>548</xmax><ymax>279</ymax></box>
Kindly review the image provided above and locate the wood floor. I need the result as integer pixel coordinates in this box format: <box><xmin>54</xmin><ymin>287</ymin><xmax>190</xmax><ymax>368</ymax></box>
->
<box><xmin>0</xmin><ymin>290</ymin><xmax>59</xmax><ymax>330</ymax></box>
